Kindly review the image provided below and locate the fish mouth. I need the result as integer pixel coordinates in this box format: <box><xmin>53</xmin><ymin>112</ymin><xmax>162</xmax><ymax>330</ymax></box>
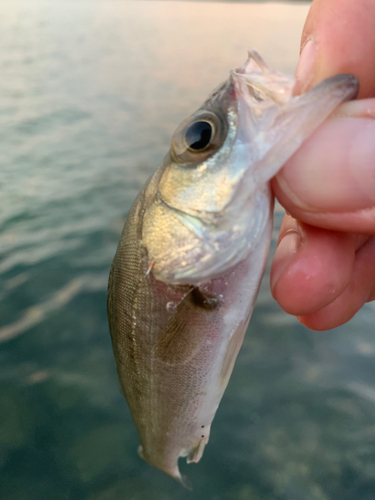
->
<box><xmin>231</xmin><ymin>54</ymin><xmax>359</xmax><ymax>185</ymax></box>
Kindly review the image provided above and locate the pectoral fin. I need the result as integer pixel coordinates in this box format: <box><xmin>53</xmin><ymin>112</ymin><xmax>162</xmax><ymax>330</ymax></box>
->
<box><xmin>155</xmin><ymin>287</ymin><xmax>217</xmax><ymax>365</ymax></box>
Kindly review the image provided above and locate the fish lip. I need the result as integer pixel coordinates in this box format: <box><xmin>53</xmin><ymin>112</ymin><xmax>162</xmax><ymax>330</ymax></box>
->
<box><xmin>311</xmin><ymin>73</ymin><xmax>359</xmax><ymax>101</ymax></box>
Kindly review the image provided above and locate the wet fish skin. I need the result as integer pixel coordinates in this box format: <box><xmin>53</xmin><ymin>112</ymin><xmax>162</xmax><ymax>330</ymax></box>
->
<box><xmin>108</xmin><ymin>52</ymin><xmax>358</xmax><ymax>485</ymax></box>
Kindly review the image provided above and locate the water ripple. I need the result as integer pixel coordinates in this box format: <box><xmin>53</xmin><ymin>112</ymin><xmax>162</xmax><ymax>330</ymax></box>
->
<box><xmin>0</xmin><ymin>273</ymin><xmax>107</xmax><ymax>343</ymax></box>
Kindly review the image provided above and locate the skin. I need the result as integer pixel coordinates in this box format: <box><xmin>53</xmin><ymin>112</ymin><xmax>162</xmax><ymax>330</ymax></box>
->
<box><xmin>270</xmin><ymin>0</ymin><xmax>375</xmax><ymax>330</ymax></box>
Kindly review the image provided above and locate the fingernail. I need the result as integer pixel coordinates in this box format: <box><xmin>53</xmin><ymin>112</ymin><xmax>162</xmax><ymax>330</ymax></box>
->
<box><xmin>294</xmin><ymin>39</ymin><xmax>318</xmax><ymax>94</ymax></box>
<box><xmin>271</xmin><ymin>230</ymin><xmax>303</xmax><ymax>290</ymax></box>
<box><xmin>332</xmin><ymin>98</ymin><xmax>375</xmax><ymax>119</ymax></box>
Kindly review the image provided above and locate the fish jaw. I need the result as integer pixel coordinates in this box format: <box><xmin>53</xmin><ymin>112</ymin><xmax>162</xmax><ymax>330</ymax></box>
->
<box><xmin>233</xmin><ymin>71</ymin><xmax>359</xmax><ymax>186</ymax></box>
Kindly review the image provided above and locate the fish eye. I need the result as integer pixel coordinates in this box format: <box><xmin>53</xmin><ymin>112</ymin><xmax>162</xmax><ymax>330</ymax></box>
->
<box><xmin>171</xmin><ymin>110</ymin><xmax>227</xmax><ymax>165</ymax></box>
<box><xmin>185</xmin><ymin>121</ymin><xmax>213</xmax><ymax>152</ymax></box>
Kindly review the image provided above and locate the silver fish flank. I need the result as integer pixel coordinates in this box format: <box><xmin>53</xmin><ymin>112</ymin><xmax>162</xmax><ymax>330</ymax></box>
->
<box><xmin>107</xmin><ymin>51</ymin><xmax>358</xmax><ymax>486</ymax></box>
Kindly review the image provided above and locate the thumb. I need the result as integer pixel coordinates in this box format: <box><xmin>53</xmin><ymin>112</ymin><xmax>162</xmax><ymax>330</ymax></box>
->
<box><xmin>294</xmin><ymin>0</ymin><xmax>375</xmax><ymax>98</ymax></box>
<box><xmin>272</xmin><ymin>0</ymin><xmax>375</xmax><ymax>233</ymax></box>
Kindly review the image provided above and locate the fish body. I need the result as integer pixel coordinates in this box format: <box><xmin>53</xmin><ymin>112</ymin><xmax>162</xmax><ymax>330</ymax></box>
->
<box><xmin>108</xmin><ymin>52</ymin><xmax>358</xmax><ymax>484</ymax></box>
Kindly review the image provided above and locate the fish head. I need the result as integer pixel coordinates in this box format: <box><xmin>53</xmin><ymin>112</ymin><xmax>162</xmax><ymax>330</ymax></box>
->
<box><xmin>142</xmin><ymin>51</ymin><xmax>358</xmax><ymax>285</ymax></box>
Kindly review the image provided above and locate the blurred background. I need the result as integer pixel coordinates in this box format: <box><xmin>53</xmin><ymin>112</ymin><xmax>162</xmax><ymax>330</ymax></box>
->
<box><xmin>1</xmin><ymin>1</ymin><xmax>375</xmax><ymax>499</ymax></box>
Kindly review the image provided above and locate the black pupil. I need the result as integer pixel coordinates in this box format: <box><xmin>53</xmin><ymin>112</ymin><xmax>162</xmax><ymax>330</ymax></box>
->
<box><xmin>185</xmin><ymin>121</ymin><xmax>212</xmax><ymax>151</ymax></box>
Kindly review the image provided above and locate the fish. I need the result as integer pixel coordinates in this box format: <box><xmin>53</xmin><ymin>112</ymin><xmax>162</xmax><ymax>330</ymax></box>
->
<box><xmin>107</xmin><ymin>51</ymin><xmax>358</xmax><ymax>486</ymax></box>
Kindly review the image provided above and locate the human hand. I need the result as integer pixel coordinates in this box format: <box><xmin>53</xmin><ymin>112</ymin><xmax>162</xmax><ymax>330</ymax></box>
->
<box><xmin>270</xmin><ymin>0</ymin><xmax>375</xmax><ymax>330</ymax></box>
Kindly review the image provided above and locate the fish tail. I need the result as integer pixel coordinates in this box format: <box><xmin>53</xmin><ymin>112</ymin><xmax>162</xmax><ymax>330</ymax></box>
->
<box><xmin>174</xmin><ymin>472</ymin><xmax>192</xmax><ymax>490</ymax></box>
<box><xmin>138</xmin><ymin>445</ymin><xmax>192</xmax><ymax>489</ymax></box>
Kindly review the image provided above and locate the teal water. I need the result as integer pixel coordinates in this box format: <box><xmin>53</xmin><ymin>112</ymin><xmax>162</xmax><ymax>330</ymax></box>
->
<box><xmin>1</xmin><ymin>2</ymin><xmax>375</xmax><ymax>499</ymax></box>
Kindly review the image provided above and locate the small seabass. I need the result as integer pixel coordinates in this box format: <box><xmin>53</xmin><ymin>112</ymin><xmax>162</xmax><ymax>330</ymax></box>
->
<box><xmin>108</xmin><ymin>51</ymin><xmax>358</xmax><ymax>486</ymax></box>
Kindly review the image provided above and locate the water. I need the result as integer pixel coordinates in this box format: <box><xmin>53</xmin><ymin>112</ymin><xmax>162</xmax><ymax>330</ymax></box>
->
<box><xmin>1</xmin><ymin>1</ymin><xmax>375</xmax><ymax>499</ymax></box>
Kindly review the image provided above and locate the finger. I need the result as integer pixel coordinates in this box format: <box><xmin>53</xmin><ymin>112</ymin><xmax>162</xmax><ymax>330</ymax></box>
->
<box><xmin>270</xmin><ymin>215</ymin><xmax>367</xmax><ymax>316</ymax></box>
<box><xmin>295</xmin><ymin>0</ymin><xmax>375</xmax><ymax>97</ymax></box>
<box><xmin>271</xmin><ymin>113</ymin><xmax>375</xmax><ymax>234</ymax></box>
<box><xmin>298</xmin><ymin>235</ymin><xmax>375</xmax><ymax>330</ymax></box>
<box><xmin>276</xmin><ymin>0</ymin><xmax>375</xmax><ymax>232</ymax></box>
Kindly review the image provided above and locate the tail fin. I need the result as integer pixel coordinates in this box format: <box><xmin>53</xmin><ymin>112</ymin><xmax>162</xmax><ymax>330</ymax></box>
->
<box><xmin>174</xmin><ymin>472</ymin><xmax>192</xmax><ymax>490</ymax></box>
<box><xmin>137</xmin><ymin>445</ymin><xmax>192</xmax><ymax>490</ymax></box>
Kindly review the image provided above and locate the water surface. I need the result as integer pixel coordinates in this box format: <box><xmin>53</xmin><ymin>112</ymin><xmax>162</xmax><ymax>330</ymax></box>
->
<box><xmin>1</xmin><ymin>2</ymin><xmax>375</xmax><ymax>499</ymax></box>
